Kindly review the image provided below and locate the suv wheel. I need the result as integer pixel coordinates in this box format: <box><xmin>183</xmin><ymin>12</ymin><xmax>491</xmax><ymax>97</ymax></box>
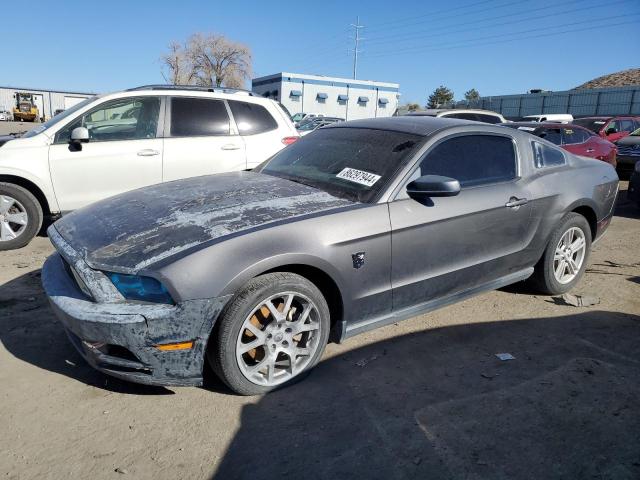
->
<box><xmin>209</xmin><ymin>272</ymin><xmax>330</xmax><ymax>395</ymax></box>
<box><xmin>530</xmin><ymin>212</ymin><xmax>591</xmax><ymax>295</ymax></box>
<box><xmin>0</xmin><ymin>183</ymin><xmax>43</xmax><ymax>251</ymax></box>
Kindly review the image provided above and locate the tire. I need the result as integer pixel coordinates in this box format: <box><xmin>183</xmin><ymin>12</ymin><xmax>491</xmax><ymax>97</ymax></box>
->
<box><xmin>209</xmin><ymin>272</ymin><xmax>331</xmax><ymax>395</ymax></box>
<box><xmin>0</xmin><ymin>183</ymin><xmax>43</xmax><ymax>251</ymax></box>
<box><xmin>530</xmin><ymin>212</ymin><xmax>592</xmax><ymax>295</ymax></box>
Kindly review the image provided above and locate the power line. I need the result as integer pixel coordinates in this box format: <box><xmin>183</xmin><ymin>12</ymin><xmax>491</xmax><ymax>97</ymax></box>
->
<box><xmin>362</xmin><ymin>16</ymin><xmax>640</xmax><ymax>59</ymax></box>
<box><xmin>364</xmin><ymin>0</ymin><xmax>614</xmax><ymax>46</ymax></box>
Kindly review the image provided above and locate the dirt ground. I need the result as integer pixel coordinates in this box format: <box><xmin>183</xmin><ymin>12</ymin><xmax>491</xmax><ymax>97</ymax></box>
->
<box><xmin>1</xmin><ymin>183</ymin><xmax>638</xmax><ymax>480</ymax></box>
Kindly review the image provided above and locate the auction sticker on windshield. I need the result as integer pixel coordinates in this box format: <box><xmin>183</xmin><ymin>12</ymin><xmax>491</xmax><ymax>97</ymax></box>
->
<box><xmin>336</xmin><ymin>168</ymin><xmax>381</xmax><ymax>187</ymax></box>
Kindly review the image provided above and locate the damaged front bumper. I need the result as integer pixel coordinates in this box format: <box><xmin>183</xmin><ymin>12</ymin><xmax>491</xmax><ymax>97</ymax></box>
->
<box><xmin>42</xmin><ymin>229</ymin><xmax>230</xmax><ymax>387</ymax></box>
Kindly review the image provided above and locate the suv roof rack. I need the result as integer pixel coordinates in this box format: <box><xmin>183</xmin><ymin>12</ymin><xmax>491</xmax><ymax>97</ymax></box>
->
<box><xmin>126</xmin><ymin>84</ymin><xmax>258</xmax><ymax>96</ymax></box>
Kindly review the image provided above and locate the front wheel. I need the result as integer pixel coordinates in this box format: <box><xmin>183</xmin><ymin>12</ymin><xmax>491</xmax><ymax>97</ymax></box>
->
<box><xmin>209</xmin><ymin>272</ymin><xmax>330</xmax><ymax>395</ymax></box>
<box><xmin>0</xmin><ymin>183</ymin><xmax>43</xmax><ymax>251</ymax></box>
<box><xmin>530</xmin><ymin>212</ymin><xmax>592</xmax><ymax>295</ymax></box>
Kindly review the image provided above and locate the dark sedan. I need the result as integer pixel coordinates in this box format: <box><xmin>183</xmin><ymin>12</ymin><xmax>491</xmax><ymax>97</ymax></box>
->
<box><xmin>614</xmin><ymin>127</ymin><xmax>640</xmax><ymax>176</ymax></box>
<box><xmin>42</xmin><ymin>116</ymin><xmax>619</xmax><ymax>395</ymax></box>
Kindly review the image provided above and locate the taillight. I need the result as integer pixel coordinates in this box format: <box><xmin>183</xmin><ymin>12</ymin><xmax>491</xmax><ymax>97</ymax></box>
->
<box><xmin>282</xmin><ymin>136</ymin><xmax>299</xmax><ymax>145</ymax></box>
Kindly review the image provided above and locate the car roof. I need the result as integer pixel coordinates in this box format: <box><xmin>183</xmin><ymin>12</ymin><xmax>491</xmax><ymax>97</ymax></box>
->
<box><xmin>406</xmin><ymin>108</ymin><xmax>502</xmax><ymax>117</ymax></box>
<box><xmin>326</xmin><ymin>115</ymin><xmax>476</xmax><ymax>136</ymax></box>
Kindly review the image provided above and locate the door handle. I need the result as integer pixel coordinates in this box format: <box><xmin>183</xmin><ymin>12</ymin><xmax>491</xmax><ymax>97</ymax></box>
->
<box><xmin>505</xmin><ymin>197</ymin><xmax>528</xmax><ymax>208</ymax></box>
<box><xmin>137</xmin><ymin>149</ymin><xmax>160</xmax><ymax>156</ymax></box>
<box><xmin>586</xmin><ymin>148</ymin><xmax>595</xmax><ymax>153</ymax></box>
<box><xmin>221</xmin><ymin>144</ymin><xmax>241</xmax><ymax>151</ymax></box>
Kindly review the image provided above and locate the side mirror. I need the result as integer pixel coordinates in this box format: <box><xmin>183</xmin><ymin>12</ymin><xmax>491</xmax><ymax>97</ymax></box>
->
<box><xmin>406</xmin><ymin>175</ymin><xmax>461</xmax><ymax>200</ymax></box>
<box><xmin>70</xmin><ymin>127</ymin><xmax>89</xmax><ymax>143</ymax></box>
<box><xmin>605</xmin><ymin>127</ymin><xmax>617</xmax><ymax>135</ymax></box>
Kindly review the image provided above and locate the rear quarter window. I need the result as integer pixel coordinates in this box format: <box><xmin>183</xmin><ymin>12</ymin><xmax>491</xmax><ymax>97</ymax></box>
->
<box><xmin>532</xmin><ymin>141</ymin><xmax>565</xmax><ymax>168</ymax></box>
<box><xmin>229</xmin><ymin>101</ymin><xmax>278</xmax><ymax>135</ymax></box>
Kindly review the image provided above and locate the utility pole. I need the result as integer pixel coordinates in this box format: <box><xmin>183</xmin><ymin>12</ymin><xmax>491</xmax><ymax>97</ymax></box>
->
<box><xmin>351</xmin><ymin>16</ymin><xmax>364</xmax><ymax>79</ymax></box>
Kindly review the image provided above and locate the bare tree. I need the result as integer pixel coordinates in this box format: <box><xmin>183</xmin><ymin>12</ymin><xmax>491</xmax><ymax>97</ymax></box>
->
<box><xmin>161</xmin><ymin>33</ymin><xmax>252</xmax><ymax>88</ymax></box>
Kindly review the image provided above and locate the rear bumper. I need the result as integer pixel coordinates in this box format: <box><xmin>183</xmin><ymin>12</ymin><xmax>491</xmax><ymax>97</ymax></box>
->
<box><xmin>42</xmin><ymin>252</ymin><xmax>230</xmax><ymax>387</ymax></box>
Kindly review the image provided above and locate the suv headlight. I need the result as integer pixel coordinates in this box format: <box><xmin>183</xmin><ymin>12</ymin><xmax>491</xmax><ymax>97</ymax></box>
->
<box><xmin>106</xmin><ymin>273</ymin><xmax>174</xmax><ymax>304</ymax></box>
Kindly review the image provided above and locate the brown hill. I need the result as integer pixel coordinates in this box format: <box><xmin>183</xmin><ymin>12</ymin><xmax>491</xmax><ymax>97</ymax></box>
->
<box><xmin>574</xmin><ymin>68</ymin><xmax>640</xmax><ymax>89</ymax></box>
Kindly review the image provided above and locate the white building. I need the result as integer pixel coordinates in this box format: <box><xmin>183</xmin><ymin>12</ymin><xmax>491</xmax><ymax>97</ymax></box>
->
<box><xmin>252</xmin><ymin>72</ymin><xmax>400</xmax><ymax>121</ymax></box>
<box><xmin>0</xmin><ymin>86</ymin><xmax>94</xmax><ymax>121</ymax></box>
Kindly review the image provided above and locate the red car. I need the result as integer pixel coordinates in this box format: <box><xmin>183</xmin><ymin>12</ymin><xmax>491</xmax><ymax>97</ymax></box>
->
<box><xmin>572</xmin><ymin>116</ymin><xmax>640</xmax><ymax>142</ymax></box>
<box><xmin>503</xmin><ymin>122</ymin><xmax>617</xmax><ymax>166</ymax></box>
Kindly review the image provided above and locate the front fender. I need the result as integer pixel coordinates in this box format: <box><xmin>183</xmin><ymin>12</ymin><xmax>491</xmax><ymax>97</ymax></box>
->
<box><xmin>0</xmin><ymin>165</ymin><xmax>60</xmax><ymax>213</ymax></box>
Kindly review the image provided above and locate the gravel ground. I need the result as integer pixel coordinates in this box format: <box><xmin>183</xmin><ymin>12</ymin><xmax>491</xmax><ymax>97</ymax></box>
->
<box><xmin>0</xmin><ymin>183</ymin><xmax>638</xmax><ymax>480</ymax></box>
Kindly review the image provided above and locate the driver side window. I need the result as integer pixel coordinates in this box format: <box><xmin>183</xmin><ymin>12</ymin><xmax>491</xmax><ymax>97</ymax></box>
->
<box><xmin>416</xmin><ymin>134</ymin><xmax>517</xmax><ymax>188</ymax></box>
<box><xmin>55</xmin><ymin>97</ymin><xmax>160</xmax><ymax>144</ymax></box>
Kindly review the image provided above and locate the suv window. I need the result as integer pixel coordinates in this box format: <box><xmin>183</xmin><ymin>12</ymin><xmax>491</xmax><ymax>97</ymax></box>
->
<box><xmin>445</xmin><ymin>112</ymin><xmax>477</xmax><ymax>121</ymax></box>
<box><xmin>562</xmin><ymin>127</ymin><xmax>588</xmax><ymax>144</ymax></box>
<box><xmin>476</xmin><ymin>113</ymin><xmax>502</xmax><ymax>124</ymax></box>
<box><xmin>419</xmin><ymin>134</ymin><xmax>516</xmax><ymax>187</ymax></box>
<box><xmin>532</xmin><ymin>141</ymin><xmax>565</xmax><ymax>168</ymax></box>
<box><xmin>605</xmin><ymin>120</ymin><xmax>620</xmax><ymax>134</ymax></box>
<box><xmin>170</xmin><ymin>97</ymin><xmax>231</xmax><ymax>137</ymax></box>
<box><xmin>537</xmin><ymin>127</ymin><xmax>562</xmax><ymax>145</ymax></box>
<box><xmin>228</xmin><ymin>101</ymin><xmax>278</xmax><ymax>135</ymax></box>
<box><xmin>56</xmin><ymin>97</ymin><xmax>160</xmax><ymax>143</ymax></box>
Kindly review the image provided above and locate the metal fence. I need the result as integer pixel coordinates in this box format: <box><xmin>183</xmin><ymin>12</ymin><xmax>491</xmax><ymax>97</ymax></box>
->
<box><xmin>449</xmin><ymin>85</ymin><xmax>640</xmax><ymax>119</ymax></box>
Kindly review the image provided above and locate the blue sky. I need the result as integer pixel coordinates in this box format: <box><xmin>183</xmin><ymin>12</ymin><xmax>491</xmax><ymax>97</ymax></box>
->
<box><xmin>3</xmin><ymin>0</ymin><xmax>639</xmax><ymax>104</ymax></box>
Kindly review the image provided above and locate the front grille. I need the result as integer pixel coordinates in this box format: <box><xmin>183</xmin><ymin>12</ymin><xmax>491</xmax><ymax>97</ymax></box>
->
<box><xmin>616</xmin><ymin>145</ymin><xmax>640</xmax><ymax>157</ymax></box>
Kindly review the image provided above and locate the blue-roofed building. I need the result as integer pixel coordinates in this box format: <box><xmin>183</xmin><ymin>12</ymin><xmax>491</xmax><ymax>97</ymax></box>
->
<box><xmin>252</xmin><ymin>72</ymin><xmax>400</xmax><ymax>121</ymax></box>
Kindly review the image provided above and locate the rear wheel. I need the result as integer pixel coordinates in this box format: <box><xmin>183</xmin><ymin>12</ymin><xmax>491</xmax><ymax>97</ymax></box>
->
<box><xmin>209</xmin><ymin>272</ymin><xmax>330</xmax><ymax>395</ymax></box>
<box><xmin>0</xmin><ymin>183</ymin><xmax>43</xmax><ymax>251</ymax></box>
<box><xmin>530</xmin><ymin>212</ymin><xmax>591</xmax><ymax>295</ymax></box>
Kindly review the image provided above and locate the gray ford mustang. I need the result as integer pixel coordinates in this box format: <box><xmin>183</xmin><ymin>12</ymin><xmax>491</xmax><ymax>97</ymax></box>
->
<box><xmin>42</xmin><ymin>116</ymin><xmax>618</xmax><ymax>395</ymax></box>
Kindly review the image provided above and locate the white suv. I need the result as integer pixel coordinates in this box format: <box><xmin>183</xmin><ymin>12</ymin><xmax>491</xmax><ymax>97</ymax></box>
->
<box><xmin>0</xmin><ymin>85</ymin><xmax>299</xmax><ymax>250</ymax></box>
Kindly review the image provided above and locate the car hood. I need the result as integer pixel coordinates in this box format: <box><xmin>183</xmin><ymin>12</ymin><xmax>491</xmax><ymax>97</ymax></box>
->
<box><xmin>53</xmin><ymin>171</ymin><xmax>356</xmax><ymax>273</ymax></box>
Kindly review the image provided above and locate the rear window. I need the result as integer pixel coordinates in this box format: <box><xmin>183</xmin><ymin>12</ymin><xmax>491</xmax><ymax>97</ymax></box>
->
<box><xmin>572</xmin><ymin>118</ymin><xmax>608</xmax><ymax>134</ymax></box>
<box><xmin>532</xmin><ymin>141</ymin><xmax>565</xmax><ymax>168</ymax></box>
<box><xmin>229</xmin><ymin>101</ymin><xmax>278</xmax><ymax>135</ymax></box>
<box><xmin>170</xmin><ymin>97</ymin><xmax>230</xmax><ymax>136</ymax></box>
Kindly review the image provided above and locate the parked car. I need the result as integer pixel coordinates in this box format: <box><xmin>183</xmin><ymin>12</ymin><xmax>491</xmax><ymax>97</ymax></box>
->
<box><xmin>406</xmin><ymin>108</ymin><xmax>506</xmax><ymax>124</ymax></box>
<box><xmin>627</xmin><ymin>161</ymin><xmax>640</xmax><ymax>208</ymax></box>
<box><xmin>291</xmin><ymin>112</ymin><xmax>324</xmax><ymax>126</ymax></box>
<box><xmin>572</xmin><ymin>116</ymin><xmax>640</xmax><ymax>143</ymax></box>
<box><xmin>0</xmin><ymin>110</ymin><xmax>12</xmax><ymax>121</ymax></box>
<box><xmin>42</xmin><ymin>116</ymin><xmax>618</xmax><ymax>395</ymax></box>
<box><xmin>0</xmin><ymin>85</ymin><xmax>298</xmax><ymax>250</ymax></box>
<box><xmin>614</xmin><ymin>127</ymin><xmax>640</xmax><ymax>175</ymax></box>
<box><xmin>297</xmin><ymin>117</ymin><xmax>344</xmax><ymax>136</ymax></box>
<box><xmin>521</xmin><ymin>114</ymin><xmax>574</xmax><ymax>123</ymax></box>
<box><xmin>502</xmin><ymin>122</ymin><xmax>617</xmax><ymax>166</ymax></box>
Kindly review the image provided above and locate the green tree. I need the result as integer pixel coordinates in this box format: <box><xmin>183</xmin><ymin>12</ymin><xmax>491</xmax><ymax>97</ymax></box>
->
<box><xmin>464</xmin><ymin>88</ymin><xmax>480</xmax><ymax>102</ymax></box>
<box><xmin>427</xmin><ymin>86</ymin><xmax>454</xmax><ymax>108</ymax></box>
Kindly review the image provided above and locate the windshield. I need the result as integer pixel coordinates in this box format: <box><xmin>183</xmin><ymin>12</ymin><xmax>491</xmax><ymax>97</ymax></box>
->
<box><xmin>21</xmin><ymin>96</ymin><xmax>97</xmax><ymax>138</ymax></box>
<box><xmin>572</xmin><ymin>118</ymin><xmax>608</xmax><ymax>134</ymax></box>
<box><xmin>630</xmin><ymin>127</ymin><xmax>640</xmax><ymax>136</ymax></box>
<box><xmin>298</xmin><ymin>121</ymin><xmax>321</xmax><ymax>131</ymax></box>
<box><xmin>291</xmin><ymin>113</ymin><xmax>305</xmax><ymax>122</ymax></box>
<box><xmin>256</xmin><ymin>127</ymin><xmax>423</xmax><ymax>203</ymax></box>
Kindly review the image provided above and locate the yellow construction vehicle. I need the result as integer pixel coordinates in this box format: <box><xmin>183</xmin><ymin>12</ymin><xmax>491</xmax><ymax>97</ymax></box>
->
<box><xmin>13</xmin><ymin>92</ymin><xmax>39</xmax><ymax>122</ymax></box>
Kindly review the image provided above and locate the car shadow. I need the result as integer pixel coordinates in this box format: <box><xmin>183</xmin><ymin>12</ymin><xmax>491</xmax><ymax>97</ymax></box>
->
<box><xmin>211</xmin><ymin>311</ymin><xmax>640</xmax><ymax>480</ymax></box>
<box><xmin>0</xmin><ymin>269</ymin><xmax>173</xmax><ymax>395</ymax></box>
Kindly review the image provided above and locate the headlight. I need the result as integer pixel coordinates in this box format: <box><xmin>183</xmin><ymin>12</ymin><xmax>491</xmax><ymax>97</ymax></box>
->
<box><xmin>106</xmin><ymin>273</ymin><xmax>174</xmax><ymax>304</ymax></box>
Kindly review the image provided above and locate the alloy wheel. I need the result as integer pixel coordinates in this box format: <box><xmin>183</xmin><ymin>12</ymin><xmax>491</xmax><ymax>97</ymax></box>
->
<box><xmin>0</xmin><ymin>195</ymin><xmax>29</xmax><ymax>242</ymax></box>
<box><xmin>235</xmin><ymin>292</ymin><xmax>322</xmax><ymax>387</ymax></box>
<box><xmin>553</xmin><ymin>226</ymin><xmax>587</xmax><ymax>284</ymax></box>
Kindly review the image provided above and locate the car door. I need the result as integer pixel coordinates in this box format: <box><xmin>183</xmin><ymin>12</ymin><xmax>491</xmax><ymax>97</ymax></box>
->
<box><xmin>389</xmin><ymin>133</ymin><xmax>533</xmax><ymax>311</ymax></box>
<box><xmin>162</xmin><ymin>96</ymin><xmax>246</xmax><ymax>182</ymax></box>
<box><xmin>227</xmin><ymin>100</ymin><xmax>283</xmax><ymax>169</ymax></box>
<box><xmin>49</xmin><ymin>96</ymin><xmax>163</xmax><ymax>212</ymax></box>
